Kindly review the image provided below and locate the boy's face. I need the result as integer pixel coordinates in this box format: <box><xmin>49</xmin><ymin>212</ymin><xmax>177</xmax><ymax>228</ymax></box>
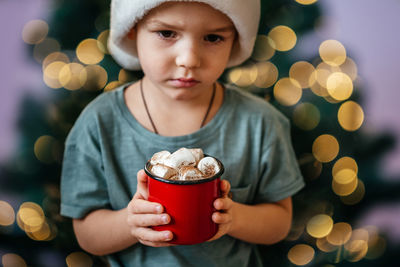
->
<box><xmin>133</xmin><ymin>2</ymin><xmax>236</xmax><ymax>101</ymax></box>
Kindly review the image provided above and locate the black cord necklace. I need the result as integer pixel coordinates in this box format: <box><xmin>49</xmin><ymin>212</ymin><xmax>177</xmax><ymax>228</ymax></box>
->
<box><xmin>140</xmin><ymin>79</ymin><xmax>216</xmax><ymax>135</ymax></box>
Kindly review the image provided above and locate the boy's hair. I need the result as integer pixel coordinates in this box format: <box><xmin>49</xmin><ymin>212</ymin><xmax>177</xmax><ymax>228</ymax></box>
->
<box><xmin>108</xmin><ymin>0</ymin><xmax>260</xmax><ymax>70</ymax></box>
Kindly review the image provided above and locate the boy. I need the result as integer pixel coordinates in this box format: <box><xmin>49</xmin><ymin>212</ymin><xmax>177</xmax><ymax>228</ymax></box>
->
<box><xmin>60</xmin><ymin>1</ymin><xmax>305</xmax><ymax>266</ymax></box>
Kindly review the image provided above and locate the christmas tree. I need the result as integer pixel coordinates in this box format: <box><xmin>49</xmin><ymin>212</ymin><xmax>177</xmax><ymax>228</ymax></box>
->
<box><xmin>1</xmin><ymin>0</ymin><xmax>399</xmax><ymax>266</ymax></box>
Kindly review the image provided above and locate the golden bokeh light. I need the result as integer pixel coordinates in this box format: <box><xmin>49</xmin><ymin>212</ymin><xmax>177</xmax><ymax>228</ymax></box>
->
<box><xmin>253</xmin><ymin>61</ymin><xmax>279</xmax><ymax>88</ymax></box>
<box><xmin>59</xmin><ymin>63</ymin><xmax>86</xmax><ymax>90</ymax></box>
<box><xmin>326</xmin><ymin>222</ymin><xmax>352</xmax><ymax>246</ymax></box>
<box><xmin>25</xmin><ymin>220</ymin><xmax>53</xmax><ymax>241</ymax></box>
<box><xmin>268</xmin><ymin>25</ymin><xmax>297</xmax><ymax>52</ymax></box>
<box><xmin>97</xmin><ymin>30</ymin><xmax>110</xmax><ymax>54</ymax></box>
<box><xmin>66</xmin><ymin>252</ymin><xmax>93</xmax><ymax>267</ymax></box>
<box><xmin>293</xmin><ymin>103</ymin><xmax>320</xmax><ymax>130</ymax></box>
<box><xmin>42</xmin><ymin>52</ymin><xmax>70</xmax><ymax>71</ymax></box>
<box><xmin>43</xmin><ymin>61</ymin><xmax>67</xmax><ymax>89</ymax></box>
<box><xmin>332</xmin><ymin>176</ymin><xmax>358</xmax><ymax>196</ymax></box>
<box><xmin>118</xmin><ymin>69</ymin><xmax>135</xmax><ymax>84</ymax></box>
<box><xmin>76</xmin><ymin>38</ymin><xmax>105</xmax><ymax>65</ymax></box>
<box><xmin>104</xmin><ymin>81</ymin><xmax>122</xmax><ymax>92</ymax></box>
<box><xmin>295</xmin><ymin>0</ymin><xmax>318</xmax><ymax>5</ymax></box>
<box><xmin>310</xmin><ymin>82</ymin><xmax>329</xmax><ymax>97</ymax></box>
<box><xmin>345</xmin><ymin>239</ymin><xmax>368</xmax><ymax>262</ymax></box>
<box><xmin>338</xmin><ymin>101</ymin><xmax>364</xmax><ymax>131</ymax></box>
<box><xmin>339</xmin><ymin>57</ymin><xmax>358</xmax><ymax>81</ymax></box>
<box><xmin>333</xmin><ymin>168</ymin><xmax>357</xmax><ymax>185</ymax></box>
<box><xmin>340</xmin><ymin>179</ymin><xmax>365</xmax><ymax>205</ymax></box>
<box><xmin>289</xmin><ymin>61</ymin><xmax>316</xmax><ymax>88</ymax></box>
<box><xmin>287</xmin><ymin>244</ymin><xmax>315</xmax><ymax>266</ymax></box>
<box><xmin>22</xmin><ymin>19</ymin><xmax>49</xmax><ymax>44</ymax></box>
<box><xmin>316</xmin><ymin>237</ymin><xmax>338</xmax><ymax>252</ymax></box>
<box><xmin>33</xmin><ymin>38</ymin><xmax>61</xmax><ymax>63</ymax></box>
<box><xmin>2</xmin><ymin>253</ymin><xmax>27</xmax><ymax>267</ymax></box>
<box><xmin>228</xmin><ymin>63</ymin><xmax>258</xmax><ymax>87</ymax></box>
<box><xmin>319</xmin><ymin>40</ymin><xmax>347</xmax><ymax>66</ymax></box>
<box><xmin>332</xmin><ymin>156</ymin><xmax>358</xmax><ymax>178</ymax></box>
<box><xmin>34</xmin><ymin>135</ymin><xmax>58</xmax><ymax>164</ymax></box>
<box><xmin>312</xmin><ymin>134</ymin><xmax>339</xmax><ymax>163</ymax></box>
<box><xmin>306</xmin><ymin>214</ymin><xmax>333</xmax><ymax>238</ymax></box>
<box><xmin>251</xmin><ymin>34</ymin><xmax>276</xmax><ymax>61</ymax></box>
<box><xmin>273</xmin><ymin>78</ymin><xmax>302</xmax><ymax>106</ymax></box>
<box><xmin>326</xmin><ymin>72</ymin><xmax>353</xmax><ymax>101</ymax></box>
<box><xmin>82</xmin><ymin>65</ymin><xmax>108</xmax><ymax>91</ymax></box>
<box><xmin>17</xmin><ymin>202</ymin><xmax>45</xmax><ymax>233</ymax></box>
<box><xmin>0</xmin><ymin>201</ymin><xmax>15</xmax><ymax>226</ymax></box>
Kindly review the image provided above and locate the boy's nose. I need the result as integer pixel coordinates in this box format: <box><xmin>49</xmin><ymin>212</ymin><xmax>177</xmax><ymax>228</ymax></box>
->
<box><xmin>175</xmin><ymin>41</ymin><xmax>201</xmax><ymax>69</ymax></box>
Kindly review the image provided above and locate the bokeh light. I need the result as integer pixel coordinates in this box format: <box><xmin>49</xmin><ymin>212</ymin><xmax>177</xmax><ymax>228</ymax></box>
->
<box><xmin>66</xmin><ymin>252</ymin><xmax>93</xmax><ymax>267</ymax></box>
<box><xmin>312</xmin><ymin>134</ymin><xmax>339</xmax><ymax>163</ymax></box>
<box><xmin>287</xmin><ymin>244</ymin><xmax>315</xmax><ymax>265</ymax></box>
<box><xmin>273</xmin><ymin>78</ymin><xmax>302</xmax><ymax>106</ymax></box>
<box><xmin>326</xmin><ymin>72</ymin><xmax>353</xmax><ymax>101</ymax></box>
<box><xmin>17</xmin><ymin>202</ymin><xmax>45</xmax><ymax>232</ymax></box>
<box><xmin>76</xmin><ymin>38</ymin><xmax>105</xmax><ymax>65</ymax></box>
<box><xmin>59</xmin><ymin>63</ymin><xmax>87</xmax><ymax>90</ymax></box>
<box><xmin>316</xmin><ymin>237</ymin><xmax>338</xmax><ymax>252</ymax></box>
<box><xmin>295</xmin><ymin>0</ymin><xmax>318</xmax><ymax>5</ymax></box>
<box><xmin>43</xmin><ymin>61</ymin><xmax>68</xmax><ymax>89</ymax></box>
<box><xmin>340</xmin><ymin>179</ymin><xmax>365</xmax><ymax>205</ymax></box>
<box><xmin>22</xmin><ymin>19</ymin><xmax>49</xmax><ymax>44</ymax></box>
<box><xmin>293</xmin><ymin>103</ymin><xmax>320</xmax><ymax>130</ymax></box>
<box><xmin>34</xmin><ymin>135</ymin><xmax>59</xmax><ymax>164</ymax></box>
<box><xmin>253</xmin><ymin>61</ymin><xmax>279</xmax><ymax>88</ymax></box>
<box><xmin>1</xmin><ymin>253</ymin><xmax>27</xmax><ymax>267</ymax></box>
<box><xmin>289</xmin><ymin>61</ymin><xmax>317</xmax><ymax>88</ymax></box>
<box><xmin>326</xmin><ymin>222</ymin><xmax>352</xmax><ymax>245</ymax></box>
<box><xmin>338</xmin><ymin>101</ymin><xmax>364</xmax><ymax>131</ymax></box>
<box><xmin>0</xmin><ymin>201</ymin><xmax>15</xmax><ymax>226</ymax></box>
<box><xmin>332</xmin><ymin>172</ymin><xmax>359</xmax><ymax>196</ymax></box>
<box><xmin>251</xmin><ymin>34</ymin><xmax>275</xmax><ymax>61</ymax></box>
<box><xmin>319</xmin><ymin>40</ymin><xmax>347</xmax><ymax>66</ymax></box>
<box><xmin>268</xmin><ymin>25</ymin><xmax>297</xmax><ymax>52</ymax></box>
<box><xmin>104</xmin><ymin>81</ymin><xmax>122</xmax><ymax>92</ymax></box>
<box><xmin>97</xmin><ymin>30</ymin><xmax>110</xmax><ymax>54</ymax></box>
<box><xmin>339</xmin><ymin>57</ymin><xmax>358</xmax><ymax>81</ymax></box>
<box><xmin>82</xmin><ymin>65</ymin><xmax>108</xmax><ymax>91</ymax></box>
<box><xmin>332</xmin><ymin>156</ymin><xmax>358</xmax><ymax>177</ymax></box>
<box><xmin>306</xmin><ymin>214</ymin><xmax>333</xmax><ymax>238</ymax></box>
<box><xmin>42</xmin><ymin>52</ymin><xmax>70</xmax><ymax>71</ymax></box>
<box><xmin>228</xmin><ymin>63</ymin><xmax>258</xmax><ymax>87</ymax></box>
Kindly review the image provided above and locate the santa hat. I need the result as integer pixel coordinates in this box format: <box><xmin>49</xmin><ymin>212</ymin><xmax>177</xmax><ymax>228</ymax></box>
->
<box><xmin>108</xmin><ymin>0</ymin><xmax>260</xmax><ymax>70</ymax></box>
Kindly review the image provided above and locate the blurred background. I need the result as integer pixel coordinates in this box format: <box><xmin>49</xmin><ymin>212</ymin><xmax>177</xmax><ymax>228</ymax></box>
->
<box><xmin>0</xmin><ymin>0</ymin><xmax>399</xmax><ymax>266</ymax></box>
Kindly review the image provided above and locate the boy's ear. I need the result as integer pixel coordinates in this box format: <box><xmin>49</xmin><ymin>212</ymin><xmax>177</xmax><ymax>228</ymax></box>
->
<box><xmin>127</xmin><ymin>27</ymin><xmax>136</xmax><ymax>40</ymax></box>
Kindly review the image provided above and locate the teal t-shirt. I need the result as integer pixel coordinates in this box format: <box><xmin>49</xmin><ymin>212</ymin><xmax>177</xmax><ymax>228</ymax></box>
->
<box><xmin>60</xmin><ymin>83</ymin><xmax>305</xmax><ymax>266</ymax></box>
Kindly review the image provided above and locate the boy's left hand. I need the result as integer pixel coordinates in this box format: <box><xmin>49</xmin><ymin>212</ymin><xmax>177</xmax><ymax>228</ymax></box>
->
<box><xmin>208</xmin><ymin>179</ymin><xmax>233</xmax><ymax>242</ymax></box>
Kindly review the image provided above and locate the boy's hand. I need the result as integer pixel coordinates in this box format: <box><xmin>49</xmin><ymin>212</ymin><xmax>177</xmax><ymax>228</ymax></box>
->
<box><xmin>208</xmin><ymin>180</ymin><xmax>233</xmax><ymax>242</ymax></box>
<box><xmin>126</xmin><ymin>169</ymin><xmax>174</xmax><ymax>247</ymax></box>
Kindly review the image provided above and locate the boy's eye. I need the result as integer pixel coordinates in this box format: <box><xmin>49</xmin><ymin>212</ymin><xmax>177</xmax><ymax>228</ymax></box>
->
<box><xmin>158</xmin><ymin>30</ymin><xmax>176</xmax><ymax>39</ymax></box>
<box><xmin>204</xmin><ymin>34</ymin><xmax>224</xmax><ymax>43</ymax></box>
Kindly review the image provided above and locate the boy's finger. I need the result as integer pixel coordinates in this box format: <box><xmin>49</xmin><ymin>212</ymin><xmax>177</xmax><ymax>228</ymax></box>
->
<box><xmin>135</xmin><ymin>227</ymin><xmax>173</xmax><ymax>243</ymax></box>
<box><xmin>128</xmin><ymin>213</ymin><xmax>170</xmax><ymax>227</ymax></box>
<box><xmin>213</xmin><ymin>197</ymin><xmax>233</xmax><ymax>210</ymax></box>
<box><xmin>129</xmin><ymin>199</ymin><xmax>163</xmax><ymax>214</ymax></box>
<box><xmin>212</xmin><ymin>212</ymin><xmax>232</xmax><ymax>224</ymax></box>
<box><xmin>136</xmin><ymin>169</ymin><xmax>149</xmax><ymax>198</ymax></box>
<box><xmin>221</xmin><ymin>180</ymin><xmax>231</xmax><ymax>196</ymax></box>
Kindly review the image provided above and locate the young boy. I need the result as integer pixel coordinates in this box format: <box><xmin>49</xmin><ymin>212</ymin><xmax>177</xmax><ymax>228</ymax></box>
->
<box><xmin>60</xmin><ymin>1</ymin><xmax>305</xmax><ymax>266</ymax></box>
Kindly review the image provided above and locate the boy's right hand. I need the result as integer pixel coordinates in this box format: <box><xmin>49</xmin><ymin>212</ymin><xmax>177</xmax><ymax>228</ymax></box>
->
<box><xmin>126</xmin><ymin>169</ymin><xmax>174</xmax><ymax>247</ymax></box>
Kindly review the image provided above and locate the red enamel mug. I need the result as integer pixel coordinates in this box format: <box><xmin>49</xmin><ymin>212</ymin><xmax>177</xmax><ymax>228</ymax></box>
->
<box><xmin>144</xmin><ymin>156</ymin><xmax>224</xmax><ymax>245</ymax></box>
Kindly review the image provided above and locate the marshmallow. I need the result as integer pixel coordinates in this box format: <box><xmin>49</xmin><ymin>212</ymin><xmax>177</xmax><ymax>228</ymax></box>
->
<box><xmin>150</xmin><ymin>150</ymin><xmax>171</xmax><ymax>165</ymax></box>
<box><xmin>189</xmin><ymin>148</ymin><xmax>204</xmax><ymax>164</ymax></box>
<box><xmin>164</xmin><ymin>148</ymin><xmax>196</xmax><ymax>169</ymax></box>
<box><xmin>197</xmin><ymin>157</ymin><xmax>220</xmax><ymax>177</ymax></box>
<box><xmin>151</xmin><ymin>164</ymin><xmax>177</xmax><ymax>179</ymax></box>
<box><xmin>179</xmin><ymin>166</ymin><xmax>205</xmax><ymax>181</ymax></box>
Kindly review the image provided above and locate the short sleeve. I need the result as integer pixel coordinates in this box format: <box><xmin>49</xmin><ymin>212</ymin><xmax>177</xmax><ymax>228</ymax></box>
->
<box><xmin>60</xmin><ymin>144</ymin><xmax>110</xmax><ymax>218</ymax></box>
<box><xmin>255</xmin><ymin>117</ymin><xmax>305</xmax><ymax>203</ymax></box>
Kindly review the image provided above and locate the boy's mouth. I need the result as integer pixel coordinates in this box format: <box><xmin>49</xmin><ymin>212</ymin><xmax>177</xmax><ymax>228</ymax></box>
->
<box><xmin>170</xmin><ymin>78</ymin><xmax>200</xmax><ymax>88</ymax></box>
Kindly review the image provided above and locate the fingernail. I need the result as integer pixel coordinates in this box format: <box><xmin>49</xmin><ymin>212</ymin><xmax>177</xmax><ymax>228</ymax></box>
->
<box><xmin>161</xmin><ymin>215</ymin><xmax>168</xmax><ymax>223</ymax></box>
<box><xmin>156</xmin><ymin>205</ymin><xmax>162</xmax><ymax>213</ymax></box>
<box><xmin>164</xmin><ymin>232</ymin><xmax>172</xmax><ymax>240</ymax></box>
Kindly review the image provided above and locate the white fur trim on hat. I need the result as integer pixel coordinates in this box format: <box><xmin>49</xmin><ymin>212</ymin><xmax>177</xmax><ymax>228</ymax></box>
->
<box><xmin>108</xmin><ymin>0</ymin><xmax>260</xmax><ymax>70</ymax></box>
